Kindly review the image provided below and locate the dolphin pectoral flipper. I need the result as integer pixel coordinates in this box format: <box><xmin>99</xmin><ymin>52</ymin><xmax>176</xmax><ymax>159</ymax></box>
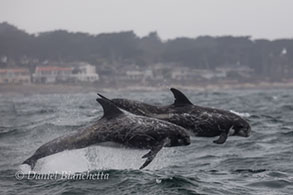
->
<box><xmin>213</xmin><ymin>132</ymin><xmax>228</xmax><ymax>144</ymax></box>
<box><xmin>139</xmin><ymin>139</ymin><xmax>167</xmax><ymax>169</ymax></box>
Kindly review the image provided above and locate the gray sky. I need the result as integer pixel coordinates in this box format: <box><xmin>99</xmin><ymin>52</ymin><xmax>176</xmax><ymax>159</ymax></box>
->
<box><xmin>0</xmin><ymin>0</ymin><xmax>292</xmax><ymax>40</ymax></box>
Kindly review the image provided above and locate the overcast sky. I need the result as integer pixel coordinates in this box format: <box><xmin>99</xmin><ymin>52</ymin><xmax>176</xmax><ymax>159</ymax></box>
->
<box><xmin>0</xmin><ymin>0</ymin><xmax>292</xmax><ymax>40</ymax></box>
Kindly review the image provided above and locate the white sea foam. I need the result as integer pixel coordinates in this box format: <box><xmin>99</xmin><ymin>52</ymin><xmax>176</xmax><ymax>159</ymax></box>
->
<box><xmin>229</xmin><ymin>110</ymin><xmax>251</xmax><ymax>117</ymax></box>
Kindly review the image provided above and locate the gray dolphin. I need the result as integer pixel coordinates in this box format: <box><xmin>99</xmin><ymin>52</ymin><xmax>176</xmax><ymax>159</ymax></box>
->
<box><xmin>22</xmin><ymin>94</ymin><xmax>190</xmax><ymax>170</ymax></box>
<box><xmin>111</xmin><ymin>88</ymin><xmax>251</xmax><ymax>144</ymax></box>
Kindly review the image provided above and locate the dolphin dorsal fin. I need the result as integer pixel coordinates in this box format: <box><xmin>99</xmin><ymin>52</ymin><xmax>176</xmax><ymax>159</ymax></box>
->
<box><xmin>96</xmin><ymin>93</ymin><xmax>123</xmax><ymax>119</ymax></box>
<box><xmin>170</xmin><ymin>88</ymin><xmax>193</xmax><ymax>106</ymax></box>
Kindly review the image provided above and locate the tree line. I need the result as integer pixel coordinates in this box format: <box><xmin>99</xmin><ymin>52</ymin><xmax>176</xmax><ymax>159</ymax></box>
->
<box><xmin>0</xmin><ymin>22</ymin><xmax>293</xmax><ymax>80</ymax></box>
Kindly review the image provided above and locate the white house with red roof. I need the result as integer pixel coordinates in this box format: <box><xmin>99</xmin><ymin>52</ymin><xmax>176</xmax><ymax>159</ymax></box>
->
<box><xmin>32</xmin><ymin>63</ymin><xmax>99</xmax><ymax>83</ymax></box>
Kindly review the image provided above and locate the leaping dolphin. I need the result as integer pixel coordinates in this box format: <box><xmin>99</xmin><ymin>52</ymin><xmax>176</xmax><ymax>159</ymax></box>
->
<box><xmin>111</xmin><ymin>88</ymin><xmax>251</xmax><ymax>144</ymax></box>
<box><xmin>22</xmin><ymin>94</ymin><xmax>190</xmax><ymax>170</ymax></box>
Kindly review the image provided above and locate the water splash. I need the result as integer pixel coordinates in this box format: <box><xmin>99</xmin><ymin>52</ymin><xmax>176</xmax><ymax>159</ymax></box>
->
<box><xmin>19</xmin><ymin>145</ymin><xmax>173</xmax><ymax>174</ymax></box>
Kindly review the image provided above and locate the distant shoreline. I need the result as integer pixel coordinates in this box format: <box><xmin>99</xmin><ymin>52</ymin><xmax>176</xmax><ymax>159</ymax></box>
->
<box><xmin>1</xmin><ymin>82</ymin><xmax>293</xmax><ymax>95</ymax></box>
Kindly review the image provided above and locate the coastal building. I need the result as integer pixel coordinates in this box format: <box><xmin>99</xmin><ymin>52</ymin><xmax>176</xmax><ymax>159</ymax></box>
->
<box><xmin>0</xmin><ymin>68</ymin><xmax>31</xmax><ymax>84</ymax></box>
<box><xmin>32</xmin><ymin>63</ymin><xmax>99</xmax><ymax>83</ymax></box>
<box><xmin>71</xmin><ymin>63</ymin><xmax>99</xmax><ymax>82</ymax></box>
<box><xmin>32</xmin><ymin>66</ymin><xmax>73</xmax><ymax>83</ymax></box>
<box><xmin>125</xmin><ymin>69</ymin><xmax>153</xmax><ymax>80</ymax></box>
<box><xmin>171</xmin><ymin>68</ymin><xmax>223</xmax><ymax>81</ymax></box>
<box><xmin>171</xmin><ymin>66</ymin><xmax>253</xmax><ymax>81</ymax></box>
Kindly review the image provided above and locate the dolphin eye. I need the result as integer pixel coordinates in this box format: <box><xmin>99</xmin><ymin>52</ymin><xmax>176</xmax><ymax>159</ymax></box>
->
<box><xmin>238</xmin><ymin>123</ymin><xmax>245</xmax><ymax>128</ymax></box>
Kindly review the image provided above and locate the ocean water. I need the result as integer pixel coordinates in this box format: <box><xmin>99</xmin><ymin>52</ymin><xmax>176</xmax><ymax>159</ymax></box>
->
<box><xmin>0</xmin><ymin>89</ymin><xmax>292</xmax><ymax>195</ymax></box>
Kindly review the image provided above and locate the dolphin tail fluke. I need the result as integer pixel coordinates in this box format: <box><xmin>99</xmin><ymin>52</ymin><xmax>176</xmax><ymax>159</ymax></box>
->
<box><xmin>170</xmin><ymin>88</ymin><xmax>193</xmax><ymax>106</ymax></box>
<box><xmin>96</xmin><ymin>94</ymin><xmax>123</xmax><ymax>119</ymax></box>
<box><xmin>139</xmin><ymin>139</ymin><xmax>166</xmax><ymax>169</ymax></box>
<box><xmin>22</xmin><ymin>157</ymin><xmax>36</xmax><ymax>170</ymax></box>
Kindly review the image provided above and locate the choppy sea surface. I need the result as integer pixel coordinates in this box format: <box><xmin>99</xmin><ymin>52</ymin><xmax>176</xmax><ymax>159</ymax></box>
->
<box><xmin>0</xmin><ymin>89</ymin><xmax>292</xmax><ymax>195</ymax></box>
